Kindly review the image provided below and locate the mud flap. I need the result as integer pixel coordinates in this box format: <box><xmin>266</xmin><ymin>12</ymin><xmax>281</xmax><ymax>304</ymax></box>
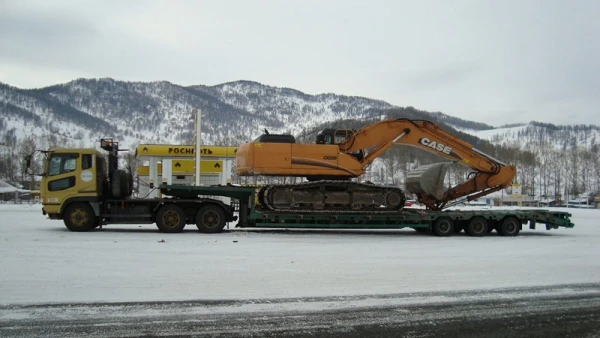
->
<box><xmin>405</xmin><ymin>162</ymin><xmax>452</xmax><ymax>201</ymax></box>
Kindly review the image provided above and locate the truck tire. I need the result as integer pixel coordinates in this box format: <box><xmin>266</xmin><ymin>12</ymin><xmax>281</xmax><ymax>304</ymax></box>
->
<box><xmin>63</xmin><ymin>203</ymin><xmax>98</xmax><ymax>232</ymax></box>
<box><xmin>196</xmin><ymin>204</ymin><xmax>227</xmax><ymax>233</ymax></box>
<box><xmin>111</xmin><ymin>170</ymin><xmax>132</xmax><ymax>198</ymax></box>
<box><xmin>111</xmin><ymin>170</ymin><xmax>123</xmax><ymax>198</ymax></box>
<box><xmin>465</xmin><ymin>217</ymin><xmax>488</xmax><ymax>237</ymax></box>
<box><xmin>156</xmin><ymin>204</ymin><xmax>186</xmax><ymax>233</ymax></box>
<box><xmin>498</xmin><ymin>217</ymin><xmax>520</xmax><ymax>236</ymax></box>
<box><xmin>121</xmin><ymin>171</ymin><xmax>132</xmax><ymax>197</ymax></box>
<box><xmin>432</xmin><ymin>217</ymin><xmax>454</xmax><ymax>236</ymax></box>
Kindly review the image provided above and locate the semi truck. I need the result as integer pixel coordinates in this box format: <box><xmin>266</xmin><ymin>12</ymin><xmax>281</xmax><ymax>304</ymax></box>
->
<box><xmin>29</xmin><ymin>139</ymin><xmax>234</xmax><ymax>233</ymax></box>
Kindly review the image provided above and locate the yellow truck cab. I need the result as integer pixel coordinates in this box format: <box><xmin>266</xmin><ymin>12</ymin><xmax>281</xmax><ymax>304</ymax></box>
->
<box><xmin>38</xmin><ymin>139</ymin><xmax>133</xmax><ymax>231</ymax></box>
<box><xmin>41</xmin><ymin>147</ymin><xmax>106</xmax><ymax>218</ymax></box>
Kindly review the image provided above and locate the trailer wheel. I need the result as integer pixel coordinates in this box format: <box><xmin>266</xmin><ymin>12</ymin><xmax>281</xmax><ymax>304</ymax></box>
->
<box><xmin>466</xmin><ymin>217</ymin><xmax>488</xmax><ymax>237</ymax></box>
<box><xmin>498</xmin><ymin>217</ymin><xmax>520</xmax><ymax>236</ymax></box>
<box><xmin>63</xmin><ymin>203</ymin><xmax>98</xmax><ymax>232</ymax></box>
<box><xmin>196</xmin><ymin>205</ymin><xmax>226</xmax><ymax>233</ymax></box>
<box><xmin>156</xmin><ymin>204</ymin><xmax>186</xmax><ymax>233</ymax></box>
<box><xmin>432</xmin><ymin>217</ymin><xmax>454</xmax><ymax>237</ymax></box>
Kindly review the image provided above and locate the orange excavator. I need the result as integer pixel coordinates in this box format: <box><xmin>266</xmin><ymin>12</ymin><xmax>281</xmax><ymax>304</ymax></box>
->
<box><xmin>236</xmin><ymin>118</ymin><xmax>516</xmax><ymax>211</ymax></box>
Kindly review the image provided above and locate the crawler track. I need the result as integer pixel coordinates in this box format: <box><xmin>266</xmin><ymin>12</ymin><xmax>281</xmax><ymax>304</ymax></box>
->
<box><xmin>258</xmin><ymin>180</ymin><xmax>406</xmax><ymax>212</ymax></box>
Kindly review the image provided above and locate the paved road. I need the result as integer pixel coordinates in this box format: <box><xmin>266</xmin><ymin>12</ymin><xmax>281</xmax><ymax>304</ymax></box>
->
<box><xmin>2</xmin><ymin>283</ymin><xmax>600</xmax><ymax>337</ymax></box>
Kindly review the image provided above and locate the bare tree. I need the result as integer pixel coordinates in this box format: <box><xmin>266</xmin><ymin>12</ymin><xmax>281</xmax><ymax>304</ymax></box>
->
<box><xmin>0</xmin><ymin>128</ymin><xmax>18</xmax><ymax>182</ymax></box>
<box><xmin>19</xmin><ymin>136</ymin><xmax>39</xmax><ymax>190</ymax></box>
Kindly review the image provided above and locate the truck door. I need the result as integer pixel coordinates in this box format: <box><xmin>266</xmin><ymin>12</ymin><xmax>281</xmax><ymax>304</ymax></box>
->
<box><xmin>43</xmin><ymin>153</ymin><xmax>79</xmax><ymax>205</ymax></box>
<box><xmin>43</xmin><ymin>153</ymin><xmax>97</xmax><ymax>206</ymax></box>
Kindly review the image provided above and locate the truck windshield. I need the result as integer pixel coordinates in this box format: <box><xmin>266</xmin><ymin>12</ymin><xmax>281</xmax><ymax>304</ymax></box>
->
<box><xmin>48</xmin><ymin>154</ymin><xmax>78</xmax><ymax>176</ymax></box>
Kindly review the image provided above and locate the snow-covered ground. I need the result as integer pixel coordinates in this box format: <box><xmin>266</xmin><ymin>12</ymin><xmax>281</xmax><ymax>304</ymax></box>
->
<box><xmin>0</xmin><ymin>204</ymin><xmax>598</xmax><ymax>306</ymax></box>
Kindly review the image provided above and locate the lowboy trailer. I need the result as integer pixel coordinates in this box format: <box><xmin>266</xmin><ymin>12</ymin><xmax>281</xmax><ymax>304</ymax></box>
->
<box><xmin>161</xmin><ymin>184</ymin><xmax>574</xmax><ymax>237</ymax></box>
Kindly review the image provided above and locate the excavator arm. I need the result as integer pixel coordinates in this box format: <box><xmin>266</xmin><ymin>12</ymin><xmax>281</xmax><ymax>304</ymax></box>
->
<box><xmin>337</xmin><ymin>119</ymin><xmax>516</xmax><ymax>210</ymax></box>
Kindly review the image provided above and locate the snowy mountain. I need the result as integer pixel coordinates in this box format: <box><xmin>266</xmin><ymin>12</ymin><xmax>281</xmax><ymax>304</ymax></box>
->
<box><xmin>2</xmin><ymin>78</ymin><xmax>598</xmax><ymax>152</ymax></box>
<box><xmin>0</xmin><ymin>79</ymin><xmax>397</xmax><ymax>149</ymax></box>
<box><xmin>453</xmin><ymin>122</ymin><xmax>600</xmax><ymax>151</ymax></box>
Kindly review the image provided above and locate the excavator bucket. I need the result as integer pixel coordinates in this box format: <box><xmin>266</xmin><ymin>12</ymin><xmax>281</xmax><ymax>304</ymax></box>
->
<box><xmin>405</xmin><ymin>162</ymin><xmax>452</xmax><ymax>201</ymax></box>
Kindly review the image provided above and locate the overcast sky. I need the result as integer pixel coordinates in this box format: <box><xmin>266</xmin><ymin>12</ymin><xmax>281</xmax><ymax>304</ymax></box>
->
<box><xmin>1</xmin><ymin>0</ymin><xmax>599</xmax><ymax>126</ymax></box>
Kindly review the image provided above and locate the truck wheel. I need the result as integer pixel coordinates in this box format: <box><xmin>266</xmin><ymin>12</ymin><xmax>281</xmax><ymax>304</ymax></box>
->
<box><xmin>196</xmin><ymin>205</ymin><xmax>226</xmax><ymax>233</ymax></box>
<box><xmin>432</xmin><ymin>217</ymin><xmax>454</xmax><ymax>237</ymax></box>
<box><xmin>156</xmin><ymin>204</ymin><xmax>186</xmax><ymax>233</ymax></box>
<box><xmin>465</xmin><ymin>217</ymin><xmax>488</xmax><ymax>237</ymax></box>
<box><xmin>63</xmin><ymin>203</ymin><xmax>97</xmax><ymax>232</ymax></box>
<box><xmin>498</xmin><ymin>217</ymin><xmax>520</xmax><ymax>237</ymax></box>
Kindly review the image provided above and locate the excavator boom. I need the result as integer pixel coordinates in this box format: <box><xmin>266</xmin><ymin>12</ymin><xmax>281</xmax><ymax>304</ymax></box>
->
<box><xmin>335</xmin><ymin>118</ymin><xmax>516</xmax><ymax>209</ymax></box>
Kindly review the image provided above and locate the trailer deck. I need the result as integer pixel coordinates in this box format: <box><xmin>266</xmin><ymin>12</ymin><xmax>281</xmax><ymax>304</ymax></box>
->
<box><xmin>161</xmin><ymin>185</ymin><xmax>574</xmax><ymax>235</ymax></box>
<box><xmin>246</xmin><ymin>208</ymin><xmax>574</xmax><ymax>230</ymax></box>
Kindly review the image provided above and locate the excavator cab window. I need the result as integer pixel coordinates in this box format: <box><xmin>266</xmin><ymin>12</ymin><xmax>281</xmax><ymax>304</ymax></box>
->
<box><xmin>316</xmin><ymin>129</ymin><xmax>352</xmax><ymax>145</ymax></box>
<box><xmin>316</xmin><ymin>129</ymin><xmax>364</xmax><ymax>161</ymax></box>
<box><xmin>316</xmin><ymin>133</ymin><xmax>332</xmax><ymax>144</ymax></box>
<box><xmin>316</xmin><ymin>129</ymin><xmax>335</xmax><ymax>144</ymax></box>
<box><xmin>334</xmin><ymin>129</ymin><xmax>352</xmax><ymax>144</ymax></box>
<box><xmin>336</xmin><ymin>129</ymin><xmax>364</xmax><ymax>161</ymax></box>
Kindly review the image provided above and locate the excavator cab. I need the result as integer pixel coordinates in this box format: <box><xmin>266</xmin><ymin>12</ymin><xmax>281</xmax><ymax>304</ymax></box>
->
<box><xmin>316</xmin><ymin>129</ymin><xmax>364</xmax><ymax>161</ymax></box>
